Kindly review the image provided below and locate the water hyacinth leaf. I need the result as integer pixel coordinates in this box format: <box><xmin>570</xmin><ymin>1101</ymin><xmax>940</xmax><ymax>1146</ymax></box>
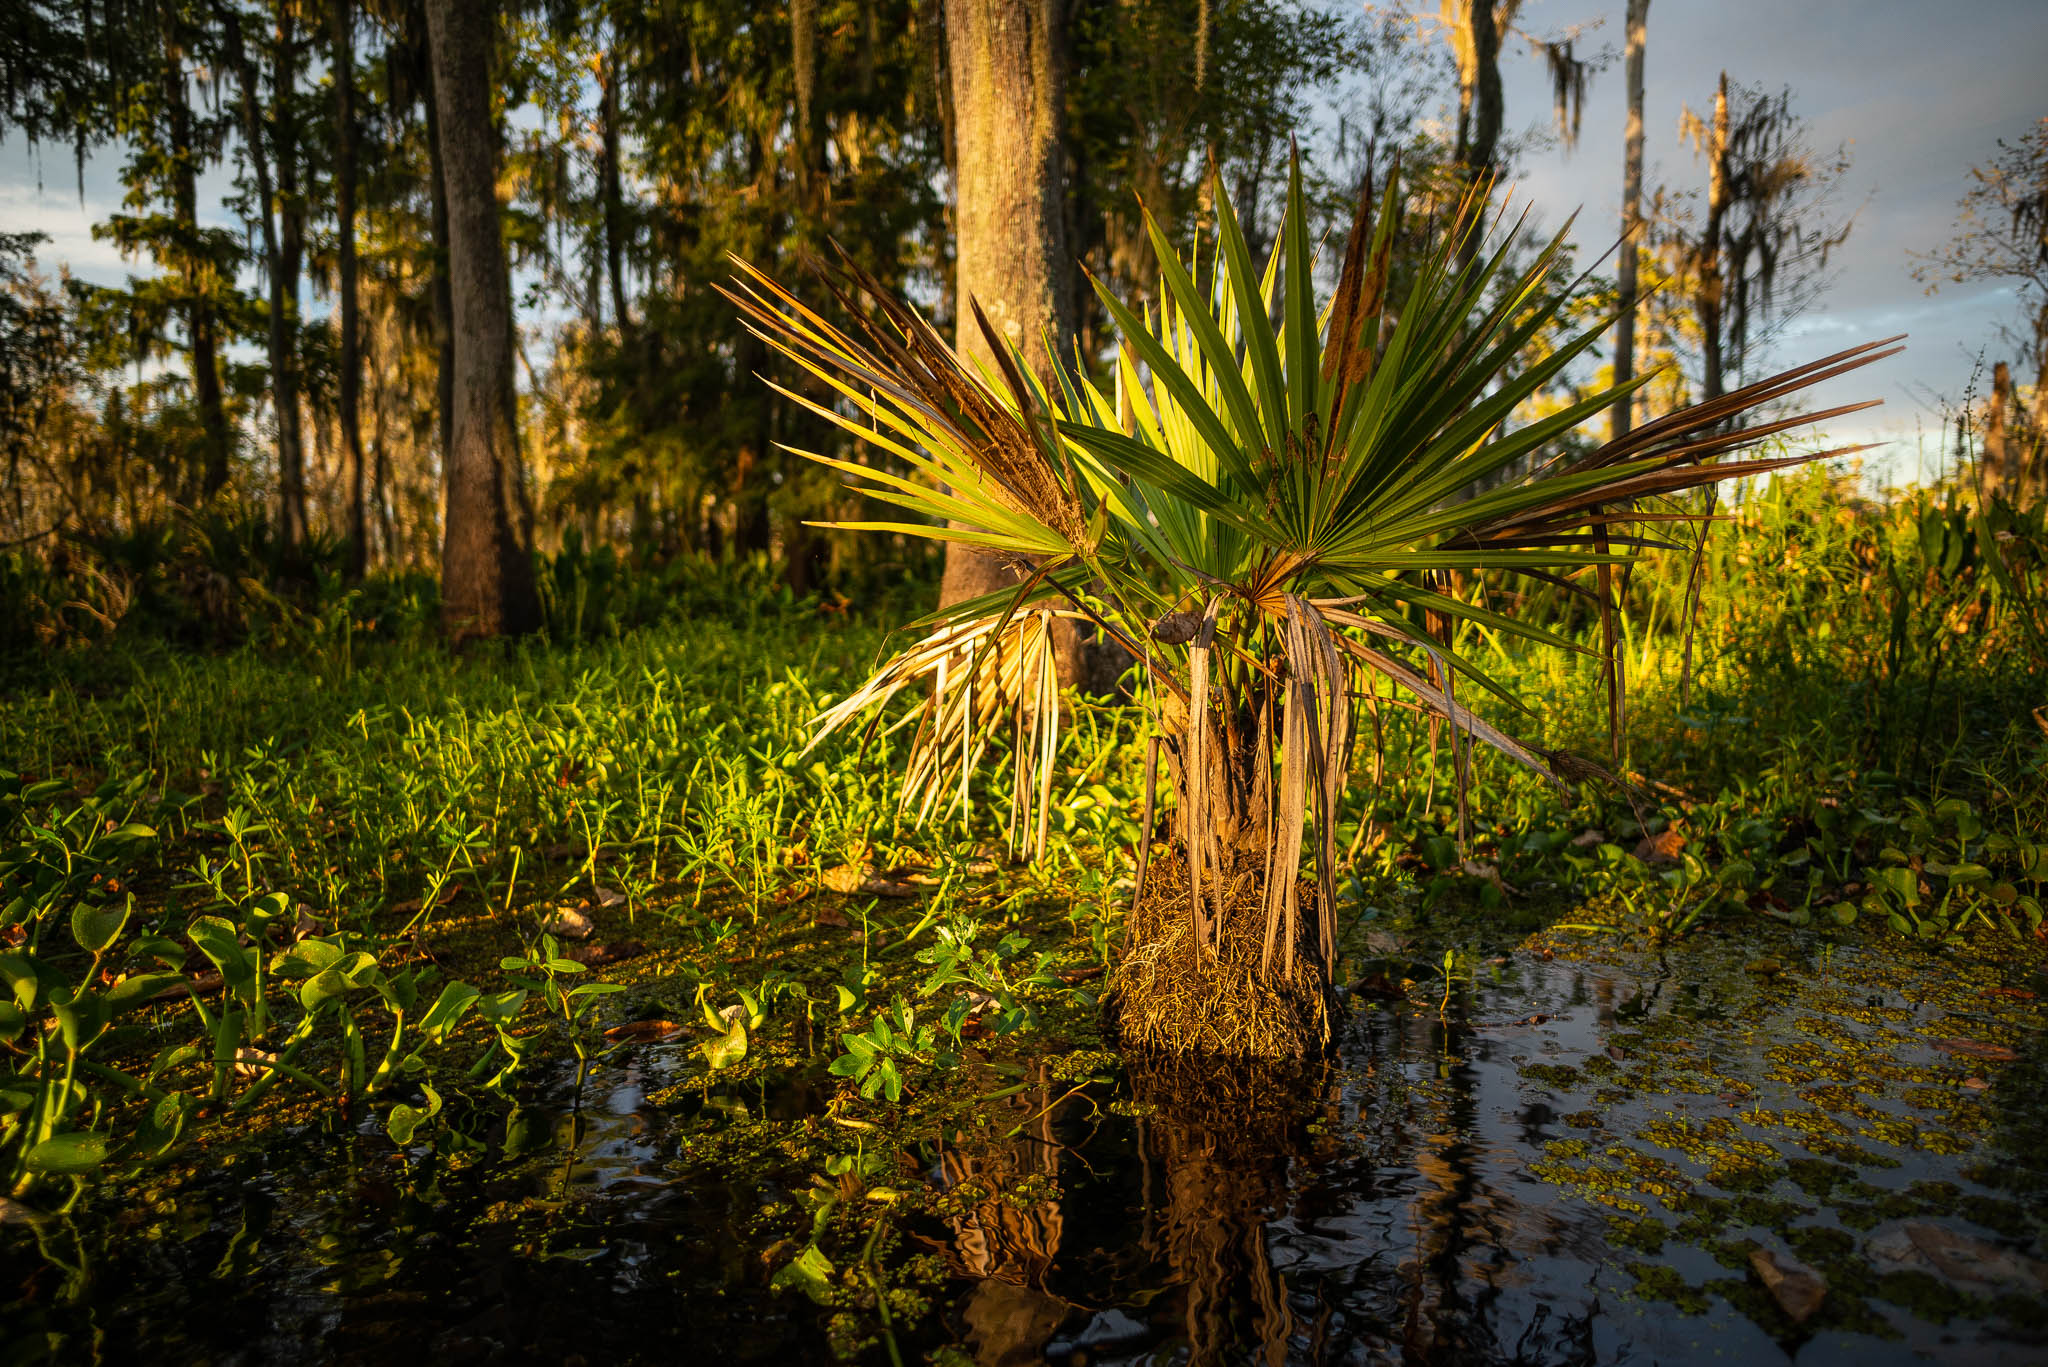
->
<box><xmin>273</xmin><ymin>936</ymin><xmax>345</xmax><ymax>977</ymax></box>
<box><xmin>1873</xmin><ymin>865</ymin><xmax>1923</xmax><ymax>909</ymax></box>
<box><xmin>26</xmin><ymin>1132</ymin><xmax>108</xmax><ymax>1175</ymax></box>
<box><xmin>188</xmin><ymin>917</ymin><xmax>255</xmax><ymax>990</ymax></box>
<box><xmin>71</xmin><ymin>897</ymin><xmax>130</xmax><ymax>955</ymax></box>
<box><xmin>300</xmin><ymin>967</ymin><xmax>355</xmax><ymax>1011</ymax></box>
<box><xmin>475</xmin><ymin>989</ymin><xmax>527</xmax><ymax>1025</ymax></box>
<box><xmin>770</xmin><ymin>1244</ymin><xmax>836</xmax><ymax>1303</ymax></box>
<box><xmin>701</xmin><ymin>1018</ymin><xmax>747</xmax><ymax>1071</ymax></box>
<box><xmin>0</xmin><ymin>952</ymin><xmax>54</xmax><ymax>1010</ymax></box>
<box><xmin>386</xmin><ymin>1084</ymin><xmax>443</xmax><ymax>1146</ymax></box>
<box><xmin>52</xmin><ymin>995</ymin><xmax>110</xmax><ymax>1051</ymax></box>
<box><xmin>416</xmin><ymin>981</ymin><xmax>481</xmax><ymax>1043</ymax></box>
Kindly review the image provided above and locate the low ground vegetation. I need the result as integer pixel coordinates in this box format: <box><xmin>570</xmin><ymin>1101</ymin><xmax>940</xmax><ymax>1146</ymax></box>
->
<box><xmin>1</xmin><ymin>465</ymin><xmax>2044</xmax><ymax>1349</ymax></box>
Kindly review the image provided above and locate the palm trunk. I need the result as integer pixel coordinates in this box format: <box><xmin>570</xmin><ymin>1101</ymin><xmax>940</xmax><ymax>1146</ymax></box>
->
<box><xmin>1610</xmin><ymin>0</ymin><xmax>1648</xmax><ymax>441</ymax></box>
<box><xmin>424</xmin><ymin>0</ymin><xmax>541</xmax><ymax>639</ymax></box>
<box><xmin>332</xmin><ymin>0</ymin><xmax>367</xmax><ymax>577</ymax></box>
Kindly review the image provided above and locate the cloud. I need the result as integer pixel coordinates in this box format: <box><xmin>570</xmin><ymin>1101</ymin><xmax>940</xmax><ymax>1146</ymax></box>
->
<box><xmin>0</xmin><ymin>182</ymin><xmax>140</xmax><ymax>285</ymax></box>
<box><xmin>1493</xmin><ymin>0</ymin><xmax>2045</xmax><ymax>433</ymax></box>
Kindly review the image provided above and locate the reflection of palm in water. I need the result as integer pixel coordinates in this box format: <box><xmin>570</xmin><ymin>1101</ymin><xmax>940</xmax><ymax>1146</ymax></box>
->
<box><xmin>1137</xmin><ymin>1061</ymin><xmax>1328</xmax><ymax>1367</ymax></box>
<box><xmin>1157</xmin><ymin>1131</ymin><xmax>1296</xmax><ymax>1366</ymax></box>
<box><xmin>940</xmin><ymin>1048</ymin><xmax>1574</xmax><ymax>1366</ymax></box>
<box><xmin>940</xmin><ymin>1064</ymin><xmax>1071</xmax><ymax>1365</ymax></box>
<box><xmin>939</xmin><ymin>1060</ymin><xmax>1321</xmax><ymax>1365</ymax></box>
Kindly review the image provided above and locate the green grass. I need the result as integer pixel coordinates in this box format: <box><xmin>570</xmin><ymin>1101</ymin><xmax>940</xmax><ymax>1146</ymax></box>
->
<box><xmin>1</xmin><ymin>468</ymin><xmax>2043</xmax><ymax>1207</ymax></box>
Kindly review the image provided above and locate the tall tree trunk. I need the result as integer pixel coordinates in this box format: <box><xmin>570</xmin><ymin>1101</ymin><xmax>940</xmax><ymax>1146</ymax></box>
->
<box><xmin>424</xmin><ymin>0</ymin><xmax>540</xmax><ymax>640</ymax></box>
<box><xmin>938</xmin><ymin>0</ymin><xmax>1079</xmax><ymax>672</ymax></box>
<box><xmin>421</xmin><ymin>22</ymin><xmax>457</xmax><ymax>486</ymax></box>
<box><xmin>791</xmin><ymin>0</ymin><xmax>823</xmax><ymax>213</ymax></box>
<box><xmin>229</xmin><ymin>11</ymin><xmax>307</xmax><ymax>551</ymax></box>
<box><xmin>275</xmin><ymin>7</ymin><xmax>308</xmax><ymax>550</ymax></box>
<box><xmin>368</xmin><ymin>317</ymin><xmax>392</xmax><ymax>564</ymax></box>
<box><xmin>1610</xmin><ymin>0</ymin><xmax>1648</xmax><ymax>441</ymax></box>
<box><xmin>1451</xmin><ymin>0</ymin><xmax>1502</xmax><ymax>272</ymax></box>
<box><xmin>332</xmin><ymin>0</ymin><xmax>367</xmax><ymax>576</ymax></box>
<box><xmin>1698</xmin><ymin>71</ymin><xmax>1730</xmax><ymax>405</ymax></box>
<box><xmin>1982</xmin><ymin>361</ymin><xmax>2013</xmax><ymax>501</ymax></box>
<box><xmin>598</xmin><ymin>47</ymin><xmax>630</xmax><ymax>335</ymax></box>
<box><xmin>158</xmin><ymin>2</ymin><xmax>231</xmax><ymax>501</ymax></box>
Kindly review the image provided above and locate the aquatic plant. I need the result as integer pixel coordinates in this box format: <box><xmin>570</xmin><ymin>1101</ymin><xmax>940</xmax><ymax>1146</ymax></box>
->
<box><xmin>725</xmin><ymin>161</ymin><xmax>1897</xmax><ymax>1057</ymax></box>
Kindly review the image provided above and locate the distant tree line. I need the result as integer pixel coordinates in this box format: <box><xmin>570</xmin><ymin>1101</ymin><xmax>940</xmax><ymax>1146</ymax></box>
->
<box><xmin>4</xmin><ymin>0</ymin><xmax>1984</xmax><ymax>642</ymax></box>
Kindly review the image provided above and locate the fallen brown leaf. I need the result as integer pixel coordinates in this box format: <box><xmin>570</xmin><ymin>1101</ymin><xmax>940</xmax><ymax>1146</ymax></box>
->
<box><xmin>1634</xmin><ymin>827</ymin><xmax>1687</xmax><ymax>865</ymax></box>
<box><xmin>604</xmin><ymin>1019</ymin><xmax>686</xmax><ymax>1044</ymax></box>
<box><xmin>541</xmin><ymin>907</ymin><xmax>594</xmax><ymax>940</ymax></box>
<box><xmin>564</xmin><ymin>940</ymin><xmax>646</xmax><ymax>968</ymax></box>
<box><xmin>1934</xmin><ymin>1038</ymin><xmax>2020</xmax><ymax>1062</ymax></box>
<box><xmin>1750</xmin><ymin>1248</ymin><xmax>1827</xmax><ymax>1323</ymax></box>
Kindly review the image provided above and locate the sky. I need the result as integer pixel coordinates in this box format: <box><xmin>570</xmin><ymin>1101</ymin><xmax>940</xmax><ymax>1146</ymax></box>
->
<box><xmin>1489</xmin><ymin>0</ymin><xmax>2048</xmax><ymax>484</ymax></box>
<box><xmin>5</xmin><ymin>1</ymin><xmax>2045</xmax><ymax>486</ymax></box>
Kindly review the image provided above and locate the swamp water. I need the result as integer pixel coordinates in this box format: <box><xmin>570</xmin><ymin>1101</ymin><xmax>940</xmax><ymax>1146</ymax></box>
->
<box><xmin>5</xmin><ymin>924</ymin><xmax>2045</xmax><ymax>1366</ymax></box>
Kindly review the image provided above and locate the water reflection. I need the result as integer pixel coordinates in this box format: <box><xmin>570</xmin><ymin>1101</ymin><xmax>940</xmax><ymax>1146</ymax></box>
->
<box><xmin>994</xmin><ymin>938</ymin><xmax>2047</xmax><ymax>1366</ymax></box>
<box><xmin>940</xmin><ymin>1062</ymin><xmax>1072</xmax><ymax>1365</ymax></box>
<box><xmin>5</xmin><ymin>931</ymin><xmax>2044</xmax><ymax>1365</ymax></box>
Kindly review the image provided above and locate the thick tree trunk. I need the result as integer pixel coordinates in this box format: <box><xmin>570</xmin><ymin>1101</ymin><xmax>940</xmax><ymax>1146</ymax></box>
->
<box><xmin>424</xmin><ymin>0</ymin><xmax>541</xmax><ymax>640</ymax></box>
<box><xmin>1698</xmin><ymin>72</ymin><xmax>1730</xmax><ymax>405</ymax></box>
<box><xmin>1610</xmin><ymin>0</ymin><xmax>1648</xmax><ymax>441</ymax></box>
<box><xmin>332</xmin><ymin>0</ymin><xmax>367</xmax><ymax>576</ymax></box>
<box><xmin>939</xmin><ymin>0</ymin><xmax>1081</xmax><ymax>675</ymax></box>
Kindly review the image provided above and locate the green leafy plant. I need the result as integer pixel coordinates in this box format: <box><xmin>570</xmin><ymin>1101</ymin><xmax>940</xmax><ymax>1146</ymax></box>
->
<box><xmin>500</xmin><ymin>935</ymin><xmax>623</xmax><ymax>1094</ymax></box>
<box><xmin>725</xmin><ymin>159</ymin><xmax>1896</xmax><ymax>1057</ymax></box>
<box><xmin>829</xmin><ymin>999</ymin><xmax>935</xmax><ymax>1103</ymax></box>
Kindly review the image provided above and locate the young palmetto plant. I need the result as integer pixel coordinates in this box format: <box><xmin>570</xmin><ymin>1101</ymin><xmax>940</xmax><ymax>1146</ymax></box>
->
<box><xmin>722</xmin><ymin>161</ymin><xmax>1897</xmax><ymax>1058</ymax></box>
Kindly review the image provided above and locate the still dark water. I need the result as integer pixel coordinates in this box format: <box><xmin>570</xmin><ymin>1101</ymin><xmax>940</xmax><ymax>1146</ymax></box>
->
<box><xmin>7</xmin><ymin>926</ymin><xmax>2046</xmax><ymax>1365</ymax></box>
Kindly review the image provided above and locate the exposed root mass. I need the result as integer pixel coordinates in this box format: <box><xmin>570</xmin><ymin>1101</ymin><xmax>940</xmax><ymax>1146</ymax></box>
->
<box><xmin>1107</xmin><ymin>863</ymin><xmax>1331</xmax><ymax>1060</ymax></box>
